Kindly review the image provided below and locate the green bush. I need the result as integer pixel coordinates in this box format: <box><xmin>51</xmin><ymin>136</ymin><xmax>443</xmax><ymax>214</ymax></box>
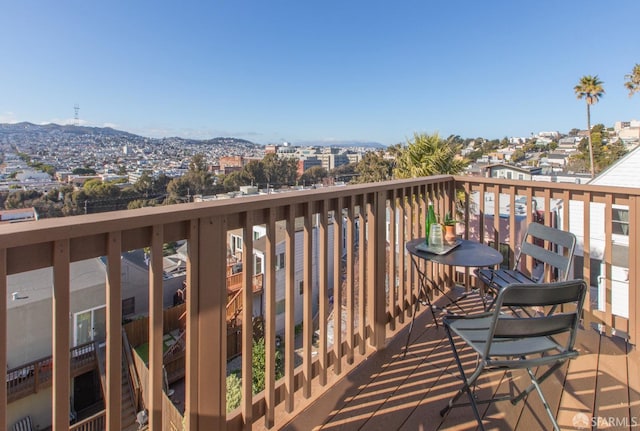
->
<box><xmin>226</xmin><ymin>373</ymin><xmax>242</xmax><ymax>413</ymax></box>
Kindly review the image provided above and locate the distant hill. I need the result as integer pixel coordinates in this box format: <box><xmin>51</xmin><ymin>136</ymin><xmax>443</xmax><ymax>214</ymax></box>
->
<box><xmin>0</xmin><ymin>122</ymin><xmax>140</xmax><ymax>138</ymax></box>
<box><xmin>0</xmin><ymin>122</ymin><xmax>259</xmax><ymax>147</ymax></box>
<box><xmin>0</xmin><ymin>122</ymin><xmax>385</xmax><ymax>150</ymax></box>
<box><xmin>296</xmin><ymin>140</ymin><xmax>386</xmax><ymax>149</ymax></box>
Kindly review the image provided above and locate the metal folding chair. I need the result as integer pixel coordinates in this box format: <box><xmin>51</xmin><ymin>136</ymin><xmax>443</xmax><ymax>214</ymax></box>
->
<box><xmin>12</xmin><ymin>416</ymin><xmax>33</xmax><ymax>431</ymax></box>
<box><xmin>476</xmin><ymin>222</ymin><xmax>577</xmax><ymax>311</ymax></box>
<box><xmin>440</xmin><ymin>279</ymin><xmax>587</xmax><ymax>431</ymax></box>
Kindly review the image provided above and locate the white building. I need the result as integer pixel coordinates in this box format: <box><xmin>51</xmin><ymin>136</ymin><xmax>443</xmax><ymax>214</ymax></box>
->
<box><xmin>566</xmin><ymin>145</ymin><xmax>640</xmax><ymax>322</ymax></box>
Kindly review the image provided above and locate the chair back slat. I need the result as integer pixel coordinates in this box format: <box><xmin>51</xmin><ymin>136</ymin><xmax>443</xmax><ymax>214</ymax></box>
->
<box><xmin>494</xmin><ymin>314</ymin><xmax>577</xmax><ymax>338</ymax></box>
<box><xmin>490</xmin><ymin>279</ymin><xmax>587</xmax><ymax>353</ymax></box>
<box><xmin>516</xmin><ymin>222</ymin><xmax>577</xmax><ymax>281</ymax></box>
<box><xmin>526</xmin><ymin>222</ymin><xmax>576</xmax><ymax>250</ymax></box>
<box><xmin>500</xmin><ymin>281</ymin><xmax>585</xmax><ymax>307</ymax></box>
<box><xmin>520</xmin><ymin>242</ymin><xmax>570</xmax><ymax>273</ymax></box>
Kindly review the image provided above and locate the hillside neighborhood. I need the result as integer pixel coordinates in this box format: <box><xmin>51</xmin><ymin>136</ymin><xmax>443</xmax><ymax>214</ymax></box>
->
<box><xmin>1</xmin><ymin>120</ymin><xmax>639</xmax><ymax>220</ymax></box>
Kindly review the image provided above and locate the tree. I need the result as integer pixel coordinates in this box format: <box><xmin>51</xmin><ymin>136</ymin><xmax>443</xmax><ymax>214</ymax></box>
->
<box><xmin>574</xmin><ymin>75</ymin><xmax>605</xmax><ymax>178</ymax></box>
<box><xmin>127</xmin><ymin>199</ymin><xmax>157</xmax><ymax>210</ymax></box>
<box><xmin>134</xmin><ymin>171</ymin><xmax>154</xmax><ymax>195</ymax></box>
<box><xmin>511</xmin><ymin>148</ymin><xmax>526</xmax><ymax>163</ymax></box>
<box><xmin>166</xmin><ymin>176</ymin><xmax>194</xmax><ymax>203</ymax></box>
<box><xmin>262</xmin><ymin>154</ymin><xmax>298</xmax><ymax>188</ymax></box>
<box><xmin>329</xmin><ymin>162</ymin><xmax>357</xmax><ymax>182</ymax></box>
<box><xmin>167</xmin><ymin>154</ymin><xmax>216</xmax><ymax>202</ymax></box>
<box><xmin>299</xmin><ymin>166</ymin><xmax>328</xmax><ymax>185</ymax></box>
<box><xmin>393</xmin><ymin>133</ymin><xmax>467</xmax><ymax>179</ymax></box>
<box><xmin>221</xmin><ymin>171</ymin><xmax>248</xmax><ymax>191</ymax></box>
<box><xmin>72</xmin><ymin>167</ymin><xmax>97</xmax><ymax>175</ymax></box>
<box><xmin>569</xmin><ymin>123</ymin><xmax>626</xmax><ymax>174</ymax></box>
<box><xmin>624</xmin><ymin>63</ymin><xmax>640</xmax><ymax>97</ymax></box>
<box><xmin>352</xmin><ymin>151</ymin><xmax>393</xmax><ymax>183</ymax></box>
<box><xmin>242</xmin><ymin>160</ymin><xmax>268</xmax><ymax>186</ymax></box>
<box><xmin>189</xmin><ymin>153</ymin><xmax>208</xmax><ymax>173</ymax></box>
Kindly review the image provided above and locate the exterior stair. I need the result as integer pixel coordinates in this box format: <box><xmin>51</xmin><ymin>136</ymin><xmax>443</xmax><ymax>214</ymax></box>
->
<box><xmin>120</xmin><ymin>356</ymin><xmax>138</xmax><ymax>431</ymax></box>
<box><xmin>95</xmin><ymin>343</ymin><xmax>141</xmax><ymax>431</ymax></box>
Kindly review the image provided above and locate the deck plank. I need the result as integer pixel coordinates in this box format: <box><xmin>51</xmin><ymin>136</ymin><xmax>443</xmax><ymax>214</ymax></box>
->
<box><xmin>628</xmin><ymin>344</ymin><xmax>640</xmax><ymax>427</ymax></box>
<box><xmin>283</xmin><ymin>296</ymin><xmax>637</xmax><ymax>431</ymax></box>
<box><xmin>512</xmin><ymin>331</ymin><xmax>572</xmax><ymax>431</ymax></box>
<box><xmin>593</xmin><ymin>335</ymin><xmax>630</xmax><ymax>429</ymax></box>
<box><xmin>555</xmin><ymin>326</ymin><xmax>600</xmax><ymax>430</ymax></box>
<box><xmin>322</xmin><ymin>328</ymin><xmax>444</xmax><ymax>430</ymax></box>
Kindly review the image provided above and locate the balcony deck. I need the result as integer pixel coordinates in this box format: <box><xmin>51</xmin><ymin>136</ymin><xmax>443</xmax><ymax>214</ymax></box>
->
<box><xmin>281</xmin><ymin>290</ymin><xmax>640</xmax><ymax>431</ymax></box>
<box><xmin>2</xmin><ymin>176</ymin><xmax>640</xmax><ymax>430</ymax></box>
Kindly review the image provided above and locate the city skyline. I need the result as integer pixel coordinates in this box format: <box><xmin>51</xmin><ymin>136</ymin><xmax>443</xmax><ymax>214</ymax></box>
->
<box><xmin>1</xmin><ymin>1</ymin><xmax>639</xmax><ymax>146</ymax></box>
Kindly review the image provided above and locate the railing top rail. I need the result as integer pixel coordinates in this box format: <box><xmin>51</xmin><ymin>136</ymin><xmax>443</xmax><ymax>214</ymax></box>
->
<box><xmin>454</xmin><ymin>175</ymin><xmax>640</xmax><ymax>196</ymax></box>
<box><xmin>2</xmin><ymin>175</ymin><xmax>638</xmax><ymax>248</ymax></box>
<box><xmin>3</xmin><ymin>175</ymin><xmax>636</xmax><ymax>276</ymax></box>
<box><xmin>0</xmin><ymin>176</ymin><xmax>452</xmax><ymax>247</ymax></box>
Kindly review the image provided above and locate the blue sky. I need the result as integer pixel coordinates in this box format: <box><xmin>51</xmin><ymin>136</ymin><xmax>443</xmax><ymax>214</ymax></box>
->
<box><xmin>1</xmin><ymin>1</ymin><xmax>639</xmax><ymax>146</ymax></box>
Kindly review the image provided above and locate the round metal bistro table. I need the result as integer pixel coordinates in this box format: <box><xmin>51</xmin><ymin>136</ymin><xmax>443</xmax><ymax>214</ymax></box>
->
<box><xmin>404</xmin><ymin>238</ymin><xmax>503</xmax><ymax>356</ymax></box>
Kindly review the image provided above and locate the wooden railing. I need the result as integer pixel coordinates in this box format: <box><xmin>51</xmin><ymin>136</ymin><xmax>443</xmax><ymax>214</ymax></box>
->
<box><xmin>0</xmin><ymin>176</ymin><xmax>637</xmax><ymax>431</ymax></box>
<box><xmin>226</xmin><ymin>272</ymin><xmax>263</xmax><ymax>294</ymax></box>
<box><xmin>69</xmin><ymin>410</ymin><xmax>106</xmax><ymax>431</ymax></box>
<box><xmin>6</xmin><ymin>341</ymin><xmax>96</xmax><ymax>403</ymax></box>
<box><xmin>455</xmin><ymin>176</ymin><xmax>640</xmax><ymax>340</ymax></box>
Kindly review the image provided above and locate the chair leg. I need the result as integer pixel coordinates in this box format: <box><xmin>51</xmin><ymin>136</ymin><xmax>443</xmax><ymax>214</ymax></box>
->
<box><xmin>440</xmin><ymin>326</ymin><xmax>486</xmax><ymax>431</ymax></box>
<box><xmin>511</xmin><ymin>361</ymin><xmax>564</xmax><ymax>405</ymax></box>
<box><xmin>525</xmin><ymin>367</ymin><xmax>561</xmax><ymax>431</ymax></box>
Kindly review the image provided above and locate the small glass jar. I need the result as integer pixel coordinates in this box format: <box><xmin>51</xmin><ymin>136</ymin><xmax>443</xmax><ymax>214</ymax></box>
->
<box><xmin>429</xmin><ymin>223</ymin><xmax>443</xmax><ymax>248</ymax></box>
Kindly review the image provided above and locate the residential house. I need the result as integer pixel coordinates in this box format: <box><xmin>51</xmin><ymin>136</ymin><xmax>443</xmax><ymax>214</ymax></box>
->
<box><xmin>540</xmin><ymin>153</ymin><xmax>570</xmax><ymax>171</ymax></box>
<box><xmin>483</xmin><ymin>163</ymin><xmax>542</xmax><ymax>181</ymax></box>
<box><xmin>6</xmin><ymin>250</ymin><xmax>185</xmax><ymax>429</ymax></box>
<box><xmin>567</xmin><ymin>145</ymin><xmax>640</xmax><ymax>323</ymax></box>
<box><xmin>252</xmin><ymin>220</ymin><xmax>337</xmax><ymax>336</ymax></box>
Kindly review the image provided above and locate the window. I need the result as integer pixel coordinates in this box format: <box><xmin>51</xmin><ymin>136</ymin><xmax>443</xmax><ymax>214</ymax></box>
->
<box><xmin>299</xmin><ymin>280</ymin><xmax>304</xmax><ymax>295</ymax></box>
<box><xmin>275</xmin><ymin>252</ymin><xmax>285</xmax><ymax>270</ymax></box>
<box><xmin>612</xmin><ymin>208</ymin><xmax>629</xmax><ymax>236</ymax></box>
<box><xmin>254</xmin><ymin>255</ymin><xmax>263</xmax><ymax>274</ymax></box>
<box><xmin>231</xmin><ymin>235</ymin><xmax>243</xmax><ymax>253</ymax></box>
<box><xmin>74</xmin><ymin>306</ymin><xmax>106</xmax><ymax>346</ymax></box>
<box><xmin>122</xmin><ymin>297</ymin><xmax>135</xmax><ymax>316</ymax></box>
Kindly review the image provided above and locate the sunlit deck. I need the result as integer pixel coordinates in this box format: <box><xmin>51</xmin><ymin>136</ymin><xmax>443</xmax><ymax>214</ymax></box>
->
<box><xmin>282</xmin><ymin>291</ymin><xmax>640</xmax><ymax>431</ymax></box>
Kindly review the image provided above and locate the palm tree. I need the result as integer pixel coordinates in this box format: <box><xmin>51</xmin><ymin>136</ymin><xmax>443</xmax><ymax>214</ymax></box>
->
<box><xmin>574</xmin><ymin>75</ymin><xmax>605</xmax><ymax>178</ymax></box>
<box><xmin>625</xmin><ymin>63</ymin><xmax>640</xmax><ymax>97</ymax></box>
<box><xmin>393</xmin><ymin>133</ymin><xmax>467</xmax><ymax>178</ymax></box>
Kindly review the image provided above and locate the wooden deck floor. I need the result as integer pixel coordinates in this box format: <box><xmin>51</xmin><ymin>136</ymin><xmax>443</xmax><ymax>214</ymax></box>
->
<box><xmin>281</xmin><ymin>291</ymin><xmax>640</xmax><ymax>431</ymax></box>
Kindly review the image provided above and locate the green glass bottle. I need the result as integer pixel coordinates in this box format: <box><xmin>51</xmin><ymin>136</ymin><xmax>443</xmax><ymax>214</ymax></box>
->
<box><xmin>426</xmin><ymin>204</ymin><xmax>437</xmax><ymax>244</ymax></box>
